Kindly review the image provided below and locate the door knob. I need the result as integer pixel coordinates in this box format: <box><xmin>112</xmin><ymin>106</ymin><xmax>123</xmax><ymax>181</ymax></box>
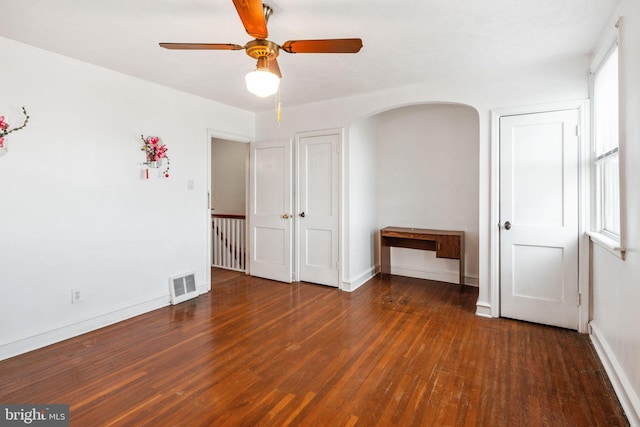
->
<box><xmin>504</xmin><ymin>221</ymin><xmax>511</xmax><ymax>230</ymax></box>
<box><xmin>282</xmin><ymin>214</ymin><xmax>291</xmax><ymax>219</ymax></box>
<box><xmin>299</xmin><ymin>212</ymin><xmax>306</xmax><ymax>218</ymax></box>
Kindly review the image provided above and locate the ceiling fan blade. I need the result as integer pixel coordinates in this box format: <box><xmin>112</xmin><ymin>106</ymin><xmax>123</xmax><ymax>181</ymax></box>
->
<box><xmin>232</xmin><ymin>0</ymin><xmax>268</xmax><ymax>39</ymax></box>
<box><xmin>159</xmin><ymin>43</ymin><xmax>244</xmax><ymax>50</ymax></box>
<box><xmin>281</xmin><ymin>38</ymin><xmax>363</xmax><ymax>54</ymax></box>
<box><xmin>267</xmin><ymin>58</ymin><xmax>282</xmax><ymax>78</ymax></box>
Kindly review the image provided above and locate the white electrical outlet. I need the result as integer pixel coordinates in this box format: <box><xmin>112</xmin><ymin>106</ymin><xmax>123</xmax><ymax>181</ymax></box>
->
<box><xmin>187</xmin><ymin>179</ymin><xmax>194</xmax><ymax>190</ymax></box>
<box><xmin>71</xmin><ymin>288</ymin><xmax>82</xmax><ymax>304</ymax></box>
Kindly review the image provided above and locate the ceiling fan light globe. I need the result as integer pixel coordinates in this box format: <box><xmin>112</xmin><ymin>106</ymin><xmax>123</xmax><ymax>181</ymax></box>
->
<box><xmin>245</xmin><ymin>69</ymin><xmax>280</xmax><ymax>97</ymax></box>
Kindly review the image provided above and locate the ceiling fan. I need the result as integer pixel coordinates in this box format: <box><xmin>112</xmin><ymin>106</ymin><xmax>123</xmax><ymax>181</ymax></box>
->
<box><xmin>159</xmin><ymin>0</ymin><xmax>363</xmax><ymax>97</ymax></box>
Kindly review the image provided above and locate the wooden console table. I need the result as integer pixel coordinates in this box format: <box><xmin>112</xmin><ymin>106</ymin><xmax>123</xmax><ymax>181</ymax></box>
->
<box><xmin>380</xmin><ymin>227</ymin><xmax>465</xmax><ymax>285</ymax></box>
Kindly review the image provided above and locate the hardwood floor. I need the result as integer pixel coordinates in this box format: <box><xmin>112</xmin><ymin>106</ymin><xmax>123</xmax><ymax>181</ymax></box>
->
<box><xmin>0</xmin><ymin>269</ymin><xmax>628</xmax><ymax>426</ymax></box>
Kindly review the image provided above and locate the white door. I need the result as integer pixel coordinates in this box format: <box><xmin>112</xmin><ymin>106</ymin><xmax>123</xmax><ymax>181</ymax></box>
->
<box><xmin>296</xmin><ymin>131</ymin><xmax>340</xmax><ymax>287</ymax></box>
<box><xmin>249</xmin><ymin>139</ymin><xmax>293</xmax><ymax>282</ymax></box>
<box><xmin>500</xmin><ymin>110</ymin><xmax>579</xmax><ymax>329</ymax></box>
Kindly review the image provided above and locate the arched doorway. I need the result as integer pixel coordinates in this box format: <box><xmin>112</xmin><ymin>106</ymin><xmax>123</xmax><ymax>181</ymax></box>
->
<box><xmin>345</xmin><ymin>102</ymin><xmax>480</xmax><ymax>290</ymax></box>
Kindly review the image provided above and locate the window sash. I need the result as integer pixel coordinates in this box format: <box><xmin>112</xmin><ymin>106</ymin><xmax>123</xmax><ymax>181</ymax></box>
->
<box><xmin>593</xmin><ymin>45</ymin><xmax>619</xmax><ymax>158</ymax></box>
<box><xmin>595</xmin><ymin>153</ymin><xmax>620</xmax><ymax>236</ymax></box>
<box><xmin>592</xmin><ymin>40</ymin><xmax>620</xmax><ymax>239</ymax></box>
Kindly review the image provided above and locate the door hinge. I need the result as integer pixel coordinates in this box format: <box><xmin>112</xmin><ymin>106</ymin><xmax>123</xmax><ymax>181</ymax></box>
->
<box><xmin>577</xmin><ymin>293</ymin><xmax>582</xmax><ymax>306</ymax></box>
<box><xmin>575</xmin><ymin>125</ymin><xmax>579</xmax><ymax>137</ymax></box>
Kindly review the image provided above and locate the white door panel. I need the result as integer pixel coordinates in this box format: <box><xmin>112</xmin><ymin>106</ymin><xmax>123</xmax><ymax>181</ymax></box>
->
<box><xmin>511</xmin><ymin>244</ymin><xmax>564</xmax><ymax>301</ymax></box>
<box><xmin>254</xmin><ymin>227</ymin><xmax>285</xmax><ymax>265</ymax></box>
<box><xmin>297</xmin><ymin>132</ymin><xmax>340</xmax><ymax>287</ymax></box>
<box><xmin>500</xmin><ymin>110</ymin><xmax>579</xmax><ymax>329</ymax></box>
<box><xmin>249</xmin><ymin>140</ymin><xmax>292</xmax><ymax>282</ymax></box>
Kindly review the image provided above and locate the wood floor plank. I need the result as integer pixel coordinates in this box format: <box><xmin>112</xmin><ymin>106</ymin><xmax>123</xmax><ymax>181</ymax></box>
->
<box><xmin>0</xmin><ymin>269</ymin><xmax>629</xmax><ymax>426</ymax></box>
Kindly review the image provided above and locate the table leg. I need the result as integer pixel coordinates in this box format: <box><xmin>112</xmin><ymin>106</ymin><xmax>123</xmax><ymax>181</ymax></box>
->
<box><xmin>380</xmin><ymin>239</ymin><xmax>391</xmax><ymax>276</ymax></box>
<box><xmin>459</xmin><ymin>235</ymin><xmax>465</xmax><ymax>285</ymax></box>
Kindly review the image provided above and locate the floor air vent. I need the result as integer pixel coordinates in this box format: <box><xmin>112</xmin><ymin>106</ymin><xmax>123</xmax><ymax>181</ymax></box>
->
<box><xmin>169</xmin><ymin>272</ymin><xmax>198</xmax><ymax>305</ymax></box>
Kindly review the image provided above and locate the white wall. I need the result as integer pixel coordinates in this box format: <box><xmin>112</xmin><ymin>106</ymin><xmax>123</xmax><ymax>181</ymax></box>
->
<box><xmin>344</xmin><ymin>116</ymin><xmax>378</xmax><ymax>290</ymax></box>
<box><xmin>2</xmin><ymin>15</ymin><xmax>635</xmax><ymax>420</ymax></box>
<box><xmin>257</xmin><ymin>55</ymin><xmax>588</xmax><ymax>309</ymax></box>
<box><xmin>0</xmin><ymin>37</ymin><xmax>254</xmax><ymax>360</ymax></box>
<box><xmin>211</xmin><ymin>138</ymin><xmax>248</xmax><ymax>215</ymax></box>
<box><xmin>376</xmin><ymin>104</ymin><xmax>479</xmax><ymax>285</ymax></box>
<box><xmin>590</xmin><ymin>0</ymin><xmax>640</xmax><ymax>424</ymax></box>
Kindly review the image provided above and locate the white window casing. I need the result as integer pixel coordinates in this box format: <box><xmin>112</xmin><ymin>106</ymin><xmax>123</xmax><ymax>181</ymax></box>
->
<box><xmin>589</xmin><ymin>18</ymin><xmax>625</xmax><ymax>258</ymax></box>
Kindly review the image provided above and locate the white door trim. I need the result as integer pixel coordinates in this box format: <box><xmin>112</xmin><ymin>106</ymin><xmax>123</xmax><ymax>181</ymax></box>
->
<box><xmin>294</xmin><ymin>128</ymin><xmax>343</xmax><ymax>289</ymax></box>
<box><xmin>489</xmin><ymin>100</ymin><xmax>590</xmax><ymax>332</ymax></box>
<box><xmin>207</xmin><ymin>129</ymin><xmax>253</xmax><ymax>280</ymax></box>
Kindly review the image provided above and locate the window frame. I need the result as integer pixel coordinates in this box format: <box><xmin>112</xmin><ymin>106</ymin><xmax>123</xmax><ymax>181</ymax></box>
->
<box><xmin>588</xmin><ymin>19</ymin><xmax>626</xmax><ymax>258</ymax></box>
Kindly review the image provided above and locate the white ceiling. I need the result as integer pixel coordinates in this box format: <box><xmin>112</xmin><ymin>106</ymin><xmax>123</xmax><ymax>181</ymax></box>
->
<box><xmin>0</xmin><ymin>0</ymin><xmax>619</xmax><ymax>112</ymax></box>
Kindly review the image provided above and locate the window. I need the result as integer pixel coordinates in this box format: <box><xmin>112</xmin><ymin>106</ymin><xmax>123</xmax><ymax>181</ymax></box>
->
<box><xmin>592</xmin><ymin>44</ymin><xmax>620</xmax><ymax>239</ymax></box>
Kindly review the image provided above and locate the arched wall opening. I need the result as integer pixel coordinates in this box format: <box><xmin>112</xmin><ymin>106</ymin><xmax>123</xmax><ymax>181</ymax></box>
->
<box><xmin>346</xmin><ymin>102</ymin><xmax>480</xmax><ymax>289</ymax></box>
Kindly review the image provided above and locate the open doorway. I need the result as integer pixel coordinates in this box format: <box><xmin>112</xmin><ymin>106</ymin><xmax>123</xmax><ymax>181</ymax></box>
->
<box><xmin>211</xmin><ymin>137</ymin><xmax>249</xmax><ymax>272</ymax></box>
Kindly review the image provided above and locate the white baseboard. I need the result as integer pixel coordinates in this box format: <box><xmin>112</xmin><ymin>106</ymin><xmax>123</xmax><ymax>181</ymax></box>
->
<box><xmin>391</xmin><ymin>266</ymin><xmax>477</xmax><ymax>286</ymax></box>
<box><xmin>475</xmin><ymin>301</ymin><xmax>492</xmax><ymax>318</ymax></box>
<box><xmin>590</xmin><ymin>322</ymin><xmax>640</xmax><ymax>427</ymax></box>
<box><xmin>0</xmin><ymin>283</ymin><xmax>209</xmax><ymax>362</ymax></box>
<box><xmin>342</xmin><ymin>264</ymin><xmax>479</xmax><ymax>293</ymax></box>
<box><xmin>197</xmin><ymin>283</ymin><xmax>211</xmax><ymax>294</ymax></box>
<box><xmin>341</xmin><ymin>266</ymin><xmax>377</xmax><ymax>292</ymax></box>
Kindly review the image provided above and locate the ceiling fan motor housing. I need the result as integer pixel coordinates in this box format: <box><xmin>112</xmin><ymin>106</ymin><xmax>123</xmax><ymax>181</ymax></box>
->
<box><xmin>245</xmin><ymin>39</ymin><xmax>279</xmax><ymax>60</ymax></box>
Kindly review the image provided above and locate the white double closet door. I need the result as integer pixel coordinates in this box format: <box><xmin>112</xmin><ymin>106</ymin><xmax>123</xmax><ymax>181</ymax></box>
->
<box><xmin>249</xmin><ymin>130</ymin><xmax>340</xmax><ymax>287</ymax></box>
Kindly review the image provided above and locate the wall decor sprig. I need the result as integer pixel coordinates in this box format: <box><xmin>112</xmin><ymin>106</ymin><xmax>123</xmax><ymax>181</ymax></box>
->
<box><xmin>0</xmin><ymin>107</ymin><xmax>30</xmax><ymax>155</ymax></box>
<box><xmin>141</xmin><ymin>134</ymin><xmax>170</xmax><ymax>178</ymax></box>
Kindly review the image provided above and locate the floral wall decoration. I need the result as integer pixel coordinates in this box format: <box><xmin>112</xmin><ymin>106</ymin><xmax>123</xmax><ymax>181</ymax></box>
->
<box><xmin>0</xmin><ymin>107</ymin><xmax>30</xmax><ymax>156</ymax></box>
<box><xmin>141</xmin><ymin>135</ymin><xmax>170</xmax><ymax>178</ymax></box>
